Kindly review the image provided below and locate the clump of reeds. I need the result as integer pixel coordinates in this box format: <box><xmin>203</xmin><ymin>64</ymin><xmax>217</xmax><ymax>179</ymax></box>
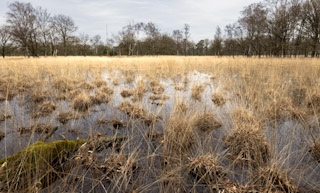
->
<box><xmin>164</xmin><ymin>118</ymin><xmax>194</xmax><ymax>156</ymax></box>
<box><xmin>191</xmin><ymin>84</ymin><xmax>205</xmax><ymax>101</ymax></box>
<box><xmin>247</xmin><ymin>167</ymin><xmax>298</xmax><ymax>192</ymax></box>
<box><xmin>265</xmin><ymin>97</ymin><xmax>303</xmax><ymax>122</ymax></box>
<box><xmin>112</xmin><ymin>78</ymin><xmax>120</xmax><ymax>86</ymax></box>
<box><xmin>18</xmin><ymin>123</ymin><xmax>57</xmax><ymax>134</ymax></box>
<box><xmin>92</xmin><ymin>78</ymin><xmax>107</xmax><ymax>88</ymax></box>
<box><xmin>188</xmin><ymin>154</ymin><xmax>225</xmax><ymax>184</ymax></box>
<box><xmin>57</xmin><ymin>111</ymin><xmax>82</xmax><ymax>124</ymax></box>
<box><xmin>225</xmin><ymin>109</ymin><xmax>271</xmax><ymax>167</ymax></box>
<box><xmin>89</xmin><ymin>91</ymin><xmax>110</xmax><ymax>106</ymax></box>
<box><xmin>120</xmin><ymin>89</ymin><xmax>134</xmax><ymax>98</ymax></box>
<box><xmin>192</xmin><ymin>112</ymin><xmax>222</xmax><ymax>132</ymax></box>
<box><xmin>309</xmin><ymin>141</ymin><xmax>320</xmax><ymax>162</ymax></box>
<box><xmin>173</xmin><ymin>101</ymin><xmax>188</xmax><ymax>115</ymax></box>
<box><xmin>132</xmin><ymin>80</ymin><xmax>147</xmax><ymax>102</ymax></box>
<box><xmin>174</xmin><ymin>84</ymin><xmax>184</xmax><ymax>91</ymax></box>
<box><xmin>32</xmin><ymin>101</ymin><xmax>56</xmax><ymax>118</ymax></box>
<box><xmin>0</xmin><ymin>113</ymin><xmax>11</xmax><ymax>122</ymax></box>
<box><xmin>72</xmin><ymin>93</ymin><xmax>91</xmax><ymax>112</ymax></box>
<box><xmin>99</xmin><ymin>85</ymin><xmax>114</xmax><ymax>95</ymax></box>
<box><xmin>149</xmin><ymin>94</ymin><xmax>169</xmax><ymax>101</ymax></box>
<box><xmin>118</xmin><ymin>101</ymin><xmax>155</xmax><ymax>125</ymax></box>
<box><xmin>67</xmin><ymin>88</ymin><xmax>82</xmax><ymax>101</ymax></box>
<box><xmin>211</xmin><ymin>93</ymin><xmax>226</xmax><ymax>107</ymax></box>
<box><xmin>52</xmin><ymin>78</ymin><xmax>73</xmax><ymax>93</ymax></box>
<box><xmin>32</xmin><ymin>90</ymin><xmax>49</xmax><ymax>104</ymax></box>
<box><xmin>80</xmin><ymin>82</ymin><xmax>95</xmax><ymax>90</ymax></box>
<box><xmin>98</xmin><ymin>118</ymin><xmax>128</xmax><ymax>129</ymax></box>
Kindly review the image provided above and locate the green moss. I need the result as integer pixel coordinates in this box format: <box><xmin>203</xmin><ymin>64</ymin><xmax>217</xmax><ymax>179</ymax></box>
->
<box><xmin>0</xmin><ymin>139</ymin><xmax>86</xmax><ymax>191</ymax></box>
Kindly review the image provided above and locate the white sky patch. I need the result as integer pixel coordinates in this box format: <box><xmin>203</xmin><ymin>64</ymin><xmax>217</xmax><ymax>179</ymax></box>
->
<box><xmin>0</xmin><ymin>0</ymin><xmax>258</xmax><ymax>42</ymax></box>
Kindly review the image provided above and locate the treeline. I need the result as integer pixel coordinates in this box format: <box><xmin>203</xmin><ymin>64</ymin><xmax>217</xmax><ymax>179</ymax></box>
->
<box><xmin>0</xmin><ymin>0</ymin><xmax>319</xmax><ymax>57</ymax></box>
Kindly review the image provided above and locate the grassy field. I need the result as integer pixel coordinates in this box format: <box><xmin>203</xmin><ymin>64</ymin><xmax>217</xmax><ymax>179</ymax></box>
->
<box><xmin>0</xmin><ymin>56</ymin><xmax>320</xmax><ymax>192</ymax></box>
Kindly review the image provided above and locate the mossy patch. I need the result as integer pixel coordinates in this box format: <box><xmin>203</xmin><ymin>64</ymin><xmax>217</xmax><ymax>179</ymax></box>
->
<box><xmin>0</xmin><ymin>139</ymin><xmax>86</xmax><ymax>191</ymax></box>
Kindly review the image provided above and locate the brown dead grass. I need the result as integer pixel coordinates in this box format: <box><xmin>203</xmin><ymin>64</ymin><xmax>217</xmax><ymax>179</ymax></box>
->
<box><xmin>211</xmin><ymin>93</ymin><xmax>226</xmax><ymax>107</ymax></box>
<box><xmin>118</xmin><ymin>101</ymin><xmax>156</xmax><ymax>125</ymax></box>
<box><xmin>192</xmin><ymin>113</ymin><xmax>222</xmax><ymax>132</ymax></box>
<box><xmin>149</xmin><ymin>94</ymin><xmax>169</xmax><ymax>101</ymax></box>
<box><xmin>98</xmin><ymin>118</ymin><xmax>128</xmax><ymax>129</ymax></box>
<box><xmin>32</xmin><ymin>90</ymin><xmax>49</xmax><ymax>104</ymax></box>
<box><xmin>120</xmin><ymin>89</ymin><xmax>134</xmax><ymax>98</ymax></box>
<box><xmin>92</xmin><ymin>78</ymin><xmax>107</xmax><ymax>88</ymax></box>
<box><xmin>225</xmin><ymin>109</ymin><xmax>271</xmax><ymax>167</ymax></box>
<box><xmin>57</xmin><ymin>111</ymin><xmax>82</xmax><ymax>124</ymax></box>
<box><xmin>188</xmin><ymin>154</ymin><xmax>225</xmax><ymax>184</ymax></box>
<box><xmin>80</xmin><ymin>82</ymin><xmax>95</xmax><ymax>90</ymax></box>
<box><xmin>191</xmin><ymin>84</ymin><xmax>205</xmax><ymax>101</ymax></box>
<box><xmin>72</xmin><ymin>93</ymin><xmax>91</xmax><ymax>112</ymax></box>
<box><xmin>32</xmin><ymin>101</ymin><xmax>56</xmax><ymax>118</ymax></box>
<box><xmin>248</xmin><ymin>167</ymin><xmax>298</xmax><ymax>192</ymax></box>
<box><xmin>99</xmin><ymin>86</ymin><xmax>114</xmax><ymax>95</ymax></box>
<box><xmin>174</xmin><ymin>102</ymin><xmax>188</xmax><ymax>115</ymax></box>
<box><xmin>89</xmin><ymin>91</ymin><xmax>110</xmax><ymax>106</ymax></box>
<box><xmin>164</xmin><ymin>118</ymin><xmax>194</xmax><ymax>156</ymax></box>
<box><xmin>132</xmin><ymin>80</ymin><xmax>147</xmax><ymax>102</ymax></box>
<box><xmin>18</xmin><ymin>123</ymin><xmax>57</xmax><ymax>134</ymax></box>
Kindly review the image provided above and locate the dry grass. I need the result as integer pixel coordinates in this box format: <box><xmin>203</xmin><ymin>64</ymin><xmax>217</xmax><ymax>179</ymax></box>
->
<box><xmin>191</xmin><ymin>84</ymin><xmax>205</xmax><ymax>101</ymax></box>
<box><xmin>32</xmin><ymin>101</ymin><xmax>56</xmax><ymax>118</ymax></box>
<box><xmin>211</xmin><ymin>93</ymin><xmax>226</xmax><ymax>106</ymax></box>
<box><xmin>0</xmin><ymin>56</ymin><xmax>320</xmax><ymax>192</ymax></box>
<box><xmin>120</xmin><ymin>89</ymin><xmax>134</xmax><ymax>98</ymax></box>
<box><xmin>0</xmin><ymin>131</ymin><xmax>4</xmax><ymax>141</ymax></box>
<box><xmin>18</xmin><ymin>123</ymin><xmax>57</xmax><ymax>134</ymax></box>
<box><xmin>247</xmin><ymin>167</ymin><xmax>298</xmax><ymax>192</ymax></box>
<box><xmin>57</xmin><ymin>111</ymin><xmax>82</xmax><ymax>124</ymax></box>
<box><xmin>225</xmin><ymin>109</ymin><xmax>271</xmax><ymax>167</ymax></box>
<box><xmin>72</xmin><ymin>93</ymin><xmax>91</xmax><ymax>112</ymax></box>
<box><xmin>192</xmin><ymin>112</ymin><xmax>222</xmax><ymax>132</ymax></box>
<box><xmin>188</xmin><ymin>154</ymin><xmax>225</xmax><ymax>184</ymax></box>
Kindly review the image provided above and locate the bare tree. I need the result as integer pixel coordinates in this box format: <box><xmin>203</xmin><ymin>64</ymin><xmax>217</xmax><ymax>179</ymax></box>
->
<box><xmin>90</xmin><ymin>34</ymin><xmax>102</xmax><ymax>55</ymax></box>
<box><xmin>6</xmin><ymin>1</ymin><xmax>36</xmax><ymax>57</ymax></box>
<box><xmin>183</xmin><ymin>24</ymin><xmax>190</xmax><ymax>56</ymax></box>
<box><xmin>79</xmin><ymin>33</ymin><xmax>89</xmax><ymax>56</ymax></box>
<box><xmin>35</xmin><ymin>7</ymin><xmax>51</xmax><ymax>56</ymax></box>
<box><xmin>51</xmin><ymin>14</ymin><xmax>78</xmax><ymax>56</ymax></box>
<box><xmin>212</xmin><ymin>26</ymin><xmax>223</xmax><ymax>56</ymax></box>
<box><xmin>172</xmin><ymin>29</ymin><xmax>183</xmax><ymax>55</ymax></box>
<box><xmin>239</xmin><ymin>3</ymin><xmax>268</xmax><ymax>57</ymax></box>
<box><xmin>0</xmin><ymin>25</ymin><xmax>12</xmax><ymax>58</ymax></box>
<box><xmin>302</xmin><ymin>0</ymin><xmax>320</xmax><ymax>57</ymax></box>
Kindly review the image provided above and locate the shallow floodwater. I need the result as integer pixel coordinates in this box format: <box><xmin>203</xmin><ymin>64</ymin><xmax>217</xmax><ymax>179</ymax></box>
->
<box><xmin>0</xmin><ymin>70</ymin><xmax>319</xmax><ymax>192</ymax></box>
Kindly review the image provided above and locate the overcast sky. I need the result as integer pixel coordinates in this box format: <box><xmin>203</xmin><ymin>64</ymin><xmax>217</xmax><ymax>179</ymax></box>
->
<box><xmin>0</xmin><ymin>0</ymin><xmax>258</xmax><ymax>42</ymax></box>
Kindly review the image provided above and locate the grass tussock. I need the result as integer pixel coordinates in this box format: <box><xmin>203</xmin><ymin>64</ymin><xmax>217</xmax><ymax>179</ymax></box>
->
<box><xmin>191</xmin><ymin>84</ymin><xmax>205</xmax><ymax>101</ymax></box>
<box><xmin>52</xmin><ymin>78</ymin><xmax>73</xmax><ymax>93</ymax></box>
<box><xmin>92</xmin><ymin>78</ymin><xmax>107</xmax><ymax>88</ymax></box>
<box><xmin>188</xmin><ymin>154</ymin><xmax>225</xmax><ymax>184</ymax></box>
<box><xmin>72</xmin><ymin>93</ymin><xmax>91</xmax><ymax>112</ymax></box>
<box><xmin>98</xmin><ymin>118</ymin><xmax>128</xmax><ymax>129</ymax></box>
<box><xmin>192</xmin><ymin>112</ymin><xmax>222</xmax><ymax>132</ymax></box>
<box><xmin>225</xmin><ymin>109</ymin><xmax>271</xmax><ymax>167</ymax></box>
<box><xmin>118</xmin><ymin>101</ymin><xmax>156</xmax><ymax>125</ymax></box>
<box><xmin>89</xmin><ymin>91</ymin><xmax>110</xmax><ymax>106</ymax></box>
<box><xmin>211</xmin><ymin>93</ymin><xmax>226</xmax><ymax>107</ymax></box>
<box><xmin>120</xmin><ymin>89</ymin><xmax>134</xmax><ymax>98</ymax></box>
<box><xmin>57</xmin><ymin>111</ymin><xmax>82</xmax><ymax>124</ymax></box>
<box><xmin>149</xmin><ymin>94</ymin><xmax>169</xmax><ymax>101</ymax></box>
<box><xmin>32</xmin><ymin>90</ymin><xmax>49</xmax><ymax>104</ymax></box>
<box><xmin>164</xmin><ymin>118</ymin><xmax>194</xmax><ymax>157</ymax></box>
<box><xmin>99</xmin><ymin>85</ymin><xmax>114</xmax><ymax>95</ymax></box>
<box><xmin>247</xmin><ymin>167</ymin><xmax>298</xmax><ymax>192</ymax></box>
<box><xmin>174</xmin><ymin>101</ymin><xmax>188</xmax><ymax>115</ymax></box>
<box><xmin>67</xmin><ymin>88</ymin><xmax>82</xmax><ymax>101</ymax></box>
<box><xmin>132</xmin><ymin>80</ymin><xmax>147</xmax><ymax>102</ymax></box>
<box><xmin>0</xmin><ymin>114</ymin><xmax>11</xmax><ymax>122</ymax></box>
<box><xmin>18</xmin><ymin>123</ymin><xmax>57</xmax><ymax>134</ymax></box>
<box><xmin>32</xmin><ymin>101</ymin><xmax>56</xmax><ymax>118</ymax></box>
<box><xmin>80</xmin><ymin>82</ymin><xmax>95</xmax><ymax>90</ymax></box>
